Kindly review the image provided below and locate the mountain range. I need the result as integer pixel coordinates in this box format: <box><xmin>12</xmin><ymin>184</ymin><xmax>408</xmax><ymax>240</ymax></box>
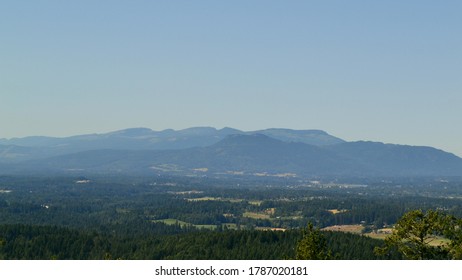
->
<box><xmin>1</xmin><ymin>127</ymin><xmax>461</xmax><ymax>177</ymax></box>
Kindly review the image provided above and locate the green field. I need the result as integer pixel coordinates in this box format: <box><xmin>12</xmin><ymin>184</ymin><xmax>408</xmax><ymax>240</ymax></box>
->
<box><xmin>243</xmin><ymin>211</ymin><xmax>271</xmax><ymax>219</ymax></box>
<box><xmin>186</xmin><ymin>196</ymin><xmax>254</xmax><ymax>204</ymax></box>
<box><xmin>153</xmin><ymin>219</ymin><xmax>191</xmax><ymax>226</ymax></box>
<box><xmin>153</xmin><ymin>219</ymin><xmax>237</xmax><ymax>230</ymax></box>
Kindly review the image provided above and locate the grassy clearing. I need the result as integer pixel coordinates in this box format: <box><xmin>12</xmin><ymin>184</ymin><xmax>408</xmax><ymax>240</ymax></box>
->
<box><xmin>364</xmin><ymin>232</ymin><xmax>389</xmax><ymax>240</ymax></box>
<box><xmin>281</xmin><ymin>215</ymin><xmax>303</xmax><ymax>220</ymax></box>
<box><xmin>325</xmin><ymin>225</ymin><xmax>451</xmax><ymax>248</ymax></box>
<box><xmin>364</xmin><ymin>228</ymin><xmax>393</xmax><ymax>239</ymax></box>
<box><xmin>256</xmin><ymin>227</ymin><xmax>287</xmax><ymax>231</ymax></box>
<box><xmin>322</xmin><ymin>224</ymin><xmax>364</xmax><ymax>234</ymax></box>
<box><xmin>248</xmin><ymin>200</ymin><xmax>263</xmax><ymax>206</ymax></box>
<box><xmin>365</xmin><ymin>230</ymin><xmax>450</xmax><ymax>246</ymax></box>
<box><xmin>228</xmin><ymin>199</ymin><xmax>245</xmax><ymax>203</ymax></box>
<box><xmin>186</xmin><ymin>197</ymin><xmax>219</xmax><ymax>202</ymax></box>
<box><xmin>243</xmin><ymin>212</ymin><xmax>271</xmax><ymax>220</ymax></box>
<box><xmin>186</xmin><ymin>197</ymin><xmax>255</xmax><ymax>204</ymax></box>
<box><xmin>153</xmin><ymin>219</ymin><xmax>191</xmax><ymax>226</ymax></box>
<box><xmin>222</xmin><ymin>223</ymin><xmax>238</xmax><ymax>229</ymax></box>
<box><xmin>116</xmin><ymin>208</ymin><xmax>131</xmax><ymax>214</ymax></box>
<box><xmin>153</xmin><ymin>219</ymin><xmax>237</xmax><ymax>230</ymax></box>
<box><xmin>194</xmin><ymin>224</ymin><xmax>218</xmax><ymax>230</ymax></box>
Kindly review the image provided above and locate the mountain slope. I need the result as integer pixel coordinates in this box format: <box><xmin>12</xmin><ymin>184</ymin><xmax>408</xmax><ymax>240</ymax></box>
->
<box><xmin>0</xmin><ymin>127</ymin><xmax>344</xmax><ymax>162</ymax></box>
<box><xmin>254</xmin><ymin>128</ymin><xmax>345</xmax><ymax>145</ymax></box>
<box><xmin>327</xmin><ymin>141</ymin><xmax>462</xmax><ymax>176</ymax></box>
<box><xmin>9</xmin><ymin>134</ymin><xmax>462</xmax><ymax>177</ymax></box>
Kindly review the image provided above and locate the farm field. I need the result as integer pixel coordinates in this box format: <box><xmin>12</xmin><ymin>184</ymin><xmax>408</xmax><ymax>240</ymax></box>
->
<box><xmin>322</xmin><ymin>224</ymin><xmax>364</xmax><ymax>234</ymax></box>
<box><xmin>243</xmin><ymin>211</ymin><xmax>272</xmax><ymax>220</ymax></box>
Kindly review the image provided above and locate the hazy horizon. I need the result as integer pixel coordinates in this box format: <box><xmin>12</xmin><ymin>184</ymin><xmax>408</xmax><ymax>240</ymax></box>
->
<box><xmin>1</xmin><ymin>125</ymin><xmax>461</xmax><ymax>158</ymax></box>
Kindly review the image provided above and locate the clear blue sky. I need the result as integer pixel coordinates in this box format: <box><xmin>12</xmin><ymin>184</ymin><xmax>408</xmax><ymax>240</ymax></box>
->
<box><xmin>1</xmin><ymin>1</ymin><xmax>461</xmax><ymax>156</ymax></box>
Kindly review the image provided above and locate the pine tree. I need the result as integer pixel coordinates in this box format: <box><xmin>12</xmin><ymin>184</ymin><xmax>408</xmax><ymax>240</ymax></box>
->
<box><xmin>296</xmin><ymin>223</ymin><xmax>332</xmax><ymax>260</ymax></box>
<box><xmin>375</xmin><ymin>209</ymin><xmax>462</xmax><ymax>260</ymax></box>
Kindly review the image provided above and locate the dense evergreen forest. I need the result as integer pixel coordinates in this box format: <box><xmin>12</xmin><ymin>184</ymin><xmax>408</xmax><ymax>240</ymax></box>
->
<box><xmin>0</xmin><ymin>224</ymin><xmax>399</xmax><ymax>260</ymax></box>
<box><xmin>0</xmin><ymin>175</ymin><xmax>461</xmax><ymax>259</ymax></box>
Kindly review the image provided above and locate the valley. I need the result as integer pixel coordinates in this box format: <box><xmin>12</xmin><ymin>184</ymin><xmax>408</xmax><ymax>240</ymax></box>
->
<box><xmin>1</xmin><ymin>174</ymin><xmax>462</xmax><ymax>259</ymax></box>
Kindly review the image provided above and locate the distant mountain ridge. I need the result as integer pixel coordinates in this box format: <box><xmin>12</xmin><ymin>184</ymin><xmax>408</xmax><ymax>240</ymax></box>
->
<box><xmin>0</xmin><ymin>127</ymin><xmax>344</xmax><ymax>160</ymax></box>
<box><xmin>1</xmin><ymin>127</ymin><xmax>461</xmax><ymax>177</ymax></box>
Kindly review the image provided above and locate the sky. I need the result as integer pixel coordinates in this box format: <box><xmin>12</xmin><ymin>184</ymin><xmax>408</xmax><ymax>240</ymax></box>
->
<box><xmin>1</xmin><ymin>1</ymin><xmax>461</xmax><ymax>156</ymax></box>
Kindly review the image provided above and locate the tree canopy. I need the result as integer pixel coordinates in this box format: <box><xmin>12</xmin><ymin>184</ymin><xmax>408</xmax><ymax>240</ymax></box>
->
<box><xmin>296</xmin><ymin>223</ymin><xmax>332</xmax><ymax>260</ymax></box>
<box><xmin>375</xmin><ymin>209</ymin><xmax>462</xmax><ymax>260</ymax></box>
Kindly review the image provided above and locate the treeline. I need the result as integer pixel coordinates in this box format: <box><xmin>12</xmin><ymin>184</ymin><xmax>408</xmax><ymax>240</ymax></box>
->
<box><xmin>0</xmin><ymin>224</ymin><xmax>399</xmax><ymax>260</ymax></box>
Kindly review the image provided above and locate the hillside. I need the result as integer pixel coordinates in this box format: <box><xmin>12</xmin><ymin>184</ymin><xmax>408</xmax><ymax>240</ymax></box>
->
<box><xmin>3</xmin><ymin>131</ymin><xmax>462</xmax><ymax>177</ymax></box>
<box><xmin>0</xmin><ymin>127</ymin><xmax>343</xmax><ymax>162</ymax></box>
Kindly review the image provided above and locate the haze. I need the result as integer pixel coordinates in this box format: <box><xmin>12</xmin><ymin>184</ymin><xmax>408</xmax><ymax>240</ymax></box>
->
<box><xmin>1</xmin><ymin>1</ymin><xmax>461</xmax><ymax>156</ymax></box>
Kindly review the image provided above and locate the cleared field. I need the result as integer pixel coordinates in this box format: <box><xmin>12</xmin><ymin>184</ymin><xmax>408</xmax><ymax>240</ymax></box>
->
<box><xmin>365</xmin><ymin>233</ymin><xmax>390</xmax><ymax>240</ymax></box>
<box><xmin>186</xmin><ymin>197</ymin><xmax>219</xmax><ymax>202</ymax></box>
<box><xmin>153</xmin><ymin>219</ymin><xmax>191</xmax><ymax>226</ymax></box>
<box><xmin>364</xmin><ymin>228</ymin><xmax>393</xmax><ymax>239</ymax></box>
<box><xmin>116</xmin><ymin>208</ymin><xmax>131</xmax><ymax>214</ymax></box>
<box><xmin>256</xmin><ymin>227</ymin><xmax>286</xmax><ymax>232</ymax></box>
<box><xmin>366</xmin><ymin>231</ymin><xmax>450</xmax><ymax>246</ymax></box>
<box><xmin>282</xmin><ymin>215</ymin><xmax>303</xmax><ymax>220</ymax></box>
<box><xmin>222</xmin><ymin>223</ymin><xmax>238</xmax><ymax>230</ymax></box>
<box><xmin>194</xmin><ymin>224</ymin><xmax>219</xmax><ymax>230</ymax></box>
<box><xmin>153</xmin><ymin>219</ymin><xmax>237</xmax><ymax>230</ymax></box>
<box><xmin>322</xmin><ymin>224</ymin><xmax>364</xmax><ymax>234</ymax></box>
<box><xmin>186</xmin><ymin>197</ymin><xmax>260</xmax><ymax>205</ymax></box>
<box><xmin>327</xmin><ymin>209</ymin><xmax>348</xmax><ymax>215</ymax></box>
<box><xmin>243</xmin><ymin>212</ymin><xmax>271</xmax><ymax>219</ymax></box>
<box><xmin>248</xmin><ymin>200</ymin><xmax>263</xmax><ymax>206</ymax></box>
<box><xmin>228</xmin><ymin>199</ymin><xmax>245</xmax><ymax>203</ymax></box>
<box><xmin>326</xmin><ymin>225</ymin><xmax>451</xmax><ymax>248</ymax></box>
<box><xmin>171</xmin><ymin>190</ymin><xmax>204</xmax><ymax>195</ymax></box>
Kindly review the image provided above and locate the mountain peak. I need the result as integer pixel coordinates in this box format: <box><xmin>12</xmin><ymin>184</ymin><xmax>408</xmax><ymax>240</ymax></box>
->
<box><xmin>254</xmin><ymin>128</ymin><xmax>345</xmax><ymax>146</ymax></box>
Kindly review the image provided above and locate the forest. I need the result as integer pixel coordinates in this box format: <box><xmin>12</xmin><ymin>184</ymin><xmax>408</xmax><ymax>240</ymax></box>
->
<box><xmin>1</xmin><ymin>175</ymin><xmax>461</xmax><ymax>259</ymax></box>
